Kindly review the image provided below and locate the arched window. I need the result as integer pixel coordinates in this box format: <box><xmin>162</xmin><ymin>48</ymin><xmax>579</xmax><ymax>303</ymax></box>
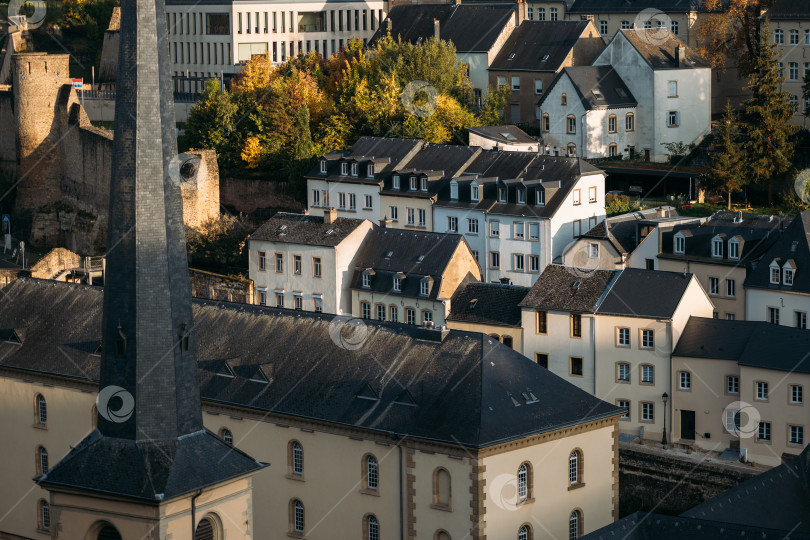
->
<box><xmin>561</xmin><ymin>93</ymin><xmax>567</xmax><ymax>106</ymax></box>
<box><xmin>608</xmin><ymin>114</ymin><xmax>617</xmax><ymax>133</ymax></box>
<box><xmin>518</xmin><ymin>524</ymin><xmax>532</xmax><ymax>540</ymax></box>
<box><xmin>517</xmin><ymin>462</ymin><xmax>532</xmax><ymax>500</ymax></box>
<box><xmin>219</xmin><ymin>428</ymin><xmax>233</xmax><ymax>446</ymax></box>
<box><xmin>290</xmin><ymin>499</ymin><xmax>305</xmax><ymax>533</ymax></box>
<box><xmin>567</xmin><ymin>143</ymin><xmax>577</xmax><ymax>157</ymax></box>
<box><xmin>569</xmin><ymin>509</ymin><xmax>583</xmax><ymax>539</ymax></box>
<box><xmin>289</xmin><ymin>440</ymin><xmax>304</xmax><ymax>476</ymax></box>
<box><xmin>542</xmin><ymin>113</ymin><xmax>550</xmax><ymax>132</ymax></box>
<box><xmin>195</xmin><ymin>515</ymin><xmax>218</xmax><ymax>540</ymax></box>
<box><xmin>502</xmin><ymin>336</ymin><xmax>514</xmax><ymax>349</ymax></box>
<box><xmin>435</xmin><ymin>531</ymin><xmax>452</xmax><ymax>540</ymax></box>
<box><xmin>37</xmin><ymin>447</ymin><xmax>48</xmax><ymax>475</ymax></box>
<box><xmin>566</xmin><ymin>115</ymin><xmax>576</xmax><ymax>134</ymax></box>
<box><xmin>625</xmin><ymin>113</ymin><xmax>634</xmax><ymax>131</ymax></box>
<box><xmin>38</xmin><ymin>500</ymin><xmax>50</xmax><ymax>531</ymax></box>
<box><xmin>363</xmin><ymin>454</ymin><xmax>379</xmax><ymax>491</ymax></box>
<box><xmin>96</xmin><ymin>523</ymin><xmax>122</xmax><ymax>540</ymax></box>
<box><xmin>569</xmin><ymin>449</ymin><xmax>583</xmax><ymax>485</ymax></box>
<box><xmin>35</xmin><ymin>394</ymin><xmax>46</xmax><ymax>425</ymax></box>
<box><xmin>363</xmin><ymin>514</ymin><xmax>380</xmax><ymax>540</ymax></box>
<box><xmin>433</xmin><ymin>468</ymin><xmax>451</xmax><ymax>508</ymax></box>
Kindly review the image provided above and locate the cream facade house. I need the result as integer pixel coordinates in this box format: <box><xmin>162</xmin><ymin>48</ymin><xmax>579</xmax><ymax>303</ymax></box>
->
<box><xmin>0</xmin><ymin>277</ymin><xmax>623</xmax><ymax>540</ymax></box>
<box><xmin>767</xmin><ymin>0</ymin><xmax>810</xmax><ymax>127</ymax></box>
<box><xmin>672</xmin><ymin>317</ymin><xmax>810</xmax><ymax>466</ymax></box>
<box><xmin>349</xmin><ymin>227</ymin><xmax>481</xmax><ymax>326</ymax></box>
<box><xmin>520</xmin><ymin>265</ymin><xmax>714</xmax><ymax>442</ymax></box>
<box><xmin>248</xmin><ymin>211</ymin><xmax>373</xmax><ymax>315</ymax></box>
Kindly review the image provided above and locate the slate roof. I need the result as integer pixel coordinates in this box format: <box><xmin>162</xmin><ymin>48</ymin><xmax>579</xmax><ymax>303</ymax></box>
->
<box><xmin>618</xmin><ymin>29</ymin><xmax>711</xmax><ymax>70</ymax></box>
<box><xmin>568</xmin><ymin>0</ymin><xmax>716</xmax><ymax>14</ymax></box>
<box><xmin>307</xmin><ymin>137</ymin><xmax>424</xmax><ymax>180</ymax></box>
<box><xmin>673</xmin><ymin>316</ymin><xmax>810</xmax><ymax>374</ymax></box>
<box><xmin>556</xmin><ymin>65</ymin><xmax>637</xmax><ymax>110</ymax></box>
<box><xmin>448</xmin><ymin>282</ymin><xmax>530</xmax><ymax>327</ymax></box>
<box><xmin>596</xmin><ymin>267</ymin><xmax>694</xmax><ymax>319</ymax></box>
<box><xmin>519</xmin><ymin>265</ymin><xmax>617</xmax><ymax>312</ymax></box>
<box><xmin>350</xmin><ymin>228</ymin><xmax>471</xmax><ymax>299</ymax></box>
<box><xmin>489</xmin><ymin>20</ymin><xmax>594</xmax><ymax>72</ymax></box>
<box><xmin>580</xmin><ymin>208</ymin><xmax>682</xmax><ymax>255</ymax></box>
<box><xmin>744</xmin><ymin>211</ymin><xmax>810</xmax><ymax>294</ymax></box>
<box><xmin>250</xmin><ymin>213</ymin><xmax>367</xmax><ymax>247</ymax></box>
<box><xmin>0</xmin><ymin>278</ymin><xmax>623</xmax><ymax>451</ymax></box>
<box><xmin>682</xmin><ymin>444</ymin><xmax>810</xmax><ymax>534</ymax></box>
<box><xmin>766</xmin><ymin>0</ymin><xmax>810</xmax><ymax>19</ymax></box>
<box><xmin>370</xmin><ymin>4</ymin><xmax>516</xmax><ymax>53</ymax></box>
<box><xmin>468</xmin><ymin>125</ymin><xmax>539</xmax><ymax>145</ymax></box>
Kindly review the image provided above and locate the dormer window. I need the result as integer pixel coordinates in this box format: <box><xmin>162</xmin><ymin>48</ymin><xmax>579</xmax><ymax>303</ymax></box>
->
<box><xmin>517</xmin><ymin>188</ymin><xmax>526</xmax><ymax>205</ymax></box>
<box><xmin>770</xmin><ymin>260</ymin><xmax>781</xmax><ymax>284</ymax></box>
<box><xmin>362</xmin><ymin>269</ymin><xmax>375</xmax><ymax>288</ymax></box>
<box><xmin>367</xmin><ymin>164</ymin><xmax>374</xmax><ymax>177</ymax></box>
<box><xmin>729</xmin><ymin>238</ymin><xmax>740</xmax><ymax>260</ymax></box>
<box><xmin>784</xmin><ymin>261</ymin><xmax>796</xmax><ymax>286</ymax></box>
<box><xmin>410</xmin><ymin>176</ymin><xmax>417</xmax><ymax>190</ymax></box>
<box><xmin>420</xmin><ymin>177</ymin><xmax>428</xmax><ymax>192</ymax></box>
<box><xmin>341</xmin><ymin>162</ymin><xmax>348</xmax><ymax>175</ymax></box>
<box><xmin>450</xmin><ymin>180</ymin><xmax>458</xmax><ymax>200</ymax></box>
<box><xmin>498</xmin><ymin>187</ymin><xmax>507</xmax><ymax>203</ymax></box>
<box><xmin>471</xmin><ymin>184</ymin><xmax>479</xmax><ymax>202</ymax></box>
<box><xmin>420</xmin><ymin>278</ymin><xmax>431</xmax><ymax>296</ymax></box>
<box><xmin>393</xmin><ymin>275</ymin><xmax>402</xmax><ymax>292</ymax></box>
<box><xmin>393</xmin><ymin>175</ymin><xmax>400</xmax><ymax>189</ymax></box>
<box><xmin>320</xmin><ymin>159</ymin><xmax>327</xmax><ymax>173</ymax></box>
<box><xmin>711</xmin><ymin>236</ymin><xmax>723</xmax><ymax>258</ymax></box>
<box><xmin>674</xmin><ymin>232</ymin><xmax>685</xmax><ymax>254</ymax></box>
<box><xmin>536</xmin><ymin>189</ymin><xmax>545</xmax><ymax>206</ymax></box>
<box><xmin>351</xmin><ymin>163</ymin><xmax>358</xmax><ymax>176</ymax></box>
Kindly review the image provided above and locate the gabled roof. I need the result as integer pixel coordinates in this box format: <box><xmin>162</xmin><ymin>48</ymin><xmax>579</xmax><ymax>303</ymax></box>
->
<box><xmin>468</xmin><ymin>125</ymin><xmax>539</xmax><ymax>145</ymax></box>
<box><xmin>489</xmin><ymin>20</ymin><xmax>596</xmax><ymax>72</ymax></box>
<box><xmin>448</xmin><ymin>282</ymin><xmax>530</xmax><ymax>327</ymax></box>
<box><xmin>399</xmin><ymin>143</ymin><xmax>481</xmax><ymax>178</ymax></box>
<box><xmin>307</xmin><ymin>137</ymin><xmax>423</xmax><ymax>180</ymax></box>
<box><xmin>370</xmin><ymin>4</ymin><xmax>516</xmax><ymax>53</ymax></box>
<box><xmin>519</xmin><ymin>265</ymin><xmax>617</xmax><ymax>312</ymax></box>
<box><xmin>745</xmin><ymin>211</ymin><xmax>810</xmax><ymax>294</ymax></box>
<box><xmin>555</xmin><ymin>65</ymin><xmax>638</xmax><ymax>110</ymax></box>
<box><xmin>250</xmin><ymin>213</ymin><xmax>368</xmax><ymax>247</ymax></box>
<box><xmin>0</xmin><ymin>278</ymin><xmax>622</xmax><ymax>449</ymax></box>
<box><xmin>596</xmin><ymin>268</ymin><xmax>694</xmax><ymax>319</ymax></box>
<box><xmin>580</xmin><ymin>208</ymin><xmax>681</xmax><ymax>255</ymax></box>
<box><xmin>617</xmin><ymin>29</ymin><xmax>711</xmax><ymax>70</ymax></box>
<box><xmin>766</xmin><ymin>0</ymin><xmax>810</xmax><ymax>19</ymax></box>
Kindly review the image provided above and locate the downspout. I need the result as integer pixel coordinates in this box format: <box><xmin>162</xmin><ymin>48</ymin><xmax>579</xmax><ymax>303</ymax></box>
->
<box><xmin>191</xmin><ymin>488</ymin><xmax>203</xmax><ymax>538</ymax></box>
<box><xmin>390</xmin><ymin>432</ymin><xmax>404</xmax><ymax>540</ymax></box>
<box><xmin>592</xmin><ymin>313</ymin><xmax>597</xmax><ymax>396</ymax></box>
<box><xmin>484</xmin><ymin>214</ymin><xmax>489</xmax><ymax>282</ymax></box>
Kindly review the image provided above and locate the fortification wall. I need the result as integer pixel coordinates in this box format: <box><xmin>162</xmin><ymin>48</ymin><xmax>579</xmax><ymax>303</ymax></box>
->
<box><xmin>189</xmin><ymin>268</ymin><xmax>253</xmax><ymax>304</ymax></box>
<box><xmin>0</xmin><ymin>88</ymin><xmax>16</xmax><ymax>173</ymax></box>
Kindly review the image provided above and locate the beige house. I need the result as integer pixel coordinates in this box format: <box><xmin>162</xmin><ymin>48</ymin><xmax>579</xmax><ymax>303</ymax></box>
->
<box><xmin>521</xmin><ymin>265</ymin><xmax>714</xmax><ymax>442</ymax></box>
<box><xmin>767</xmin><ymin>0</ymin><xmax>810</xmax><ymax>127</ymax></box>
<box><xmin>446</xmin><ymin>281</ymin><xmax>530</xmax><ymax>353</ymax></box>
<box><xmin>248</xmin><ymin>211</ymin><xmax>374</xmax><ymax>314</ymax></box>
<box><xmin>672</xmin><ymin>317</ymin><xmax>810</xmax><ymax>466</ymax></box>
<box><xmin>0</xmin><ymin>277</ymin><xmax>623</xmax><ymax>540</ymax></box>
<box><xmin>350</xmin><ymin>227</ymin><xmax>481</xmax><ymax>326</ymax></box>
<box><xmin>657</xmin><ymin>211</ymin><xmax>787</xmax><ymax>321</ymax></box>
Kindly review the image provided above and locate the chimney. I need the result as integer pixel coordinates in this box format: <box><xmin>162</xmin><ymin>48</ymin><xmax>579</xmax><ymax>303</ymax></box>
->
<box><xmin>434</xmin><ymin>18</ymin><xmax>440</xmax><ymax>40</ymax></box>
<box><xmin>386</xmin><ymin>17</ymin><xmax>392</xmax><ymax>32</ymax></box>
<box><xmin>381</xmin><ymin>217</ymin><xmax>393</xmax><ymax>228</ymax></box>
<box><xmin>324</xmin><ymin>207</ymin><xmax>338</xmax><ymax>224</ymax></box>
<box><xmin>657</xmin><ymin>206</ymin><xmax>666</xmax><ymax>218</ymax></box>
<box><xmin>676</xmin><ymin>45</ymin><xmax>686</xmax><ymax>67</ymax></box>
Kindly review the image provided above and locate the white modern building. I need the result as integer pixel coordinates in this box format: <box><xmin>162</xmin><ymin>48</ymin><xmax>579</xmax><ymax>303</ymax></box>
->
<box><xmin>164</xmin><ymin>0</ymin><xmax>386</xmax><ymax>88</ymax></box>
<box><xmin>247</xmin><ymin>211</ymin><xmax>373</xmax><ymax>314</ymax></box>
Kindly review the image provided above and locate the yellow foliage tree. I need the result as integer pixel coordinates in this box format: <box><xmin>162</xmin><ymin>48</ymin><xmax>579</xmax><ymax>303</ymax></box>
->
<box><xmin>240</xmin><ymin>136</ymin><xmax>263</xmax><ymax>168</ymax></box>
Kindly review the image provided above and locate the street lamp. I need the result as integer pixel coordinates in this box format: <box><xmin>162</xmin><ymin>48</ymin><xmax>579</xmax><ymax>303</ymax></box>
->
<box><xmin>661</xmin><ymin>392</ymin><xmax>669</xmax><ymax>448</ymax></box>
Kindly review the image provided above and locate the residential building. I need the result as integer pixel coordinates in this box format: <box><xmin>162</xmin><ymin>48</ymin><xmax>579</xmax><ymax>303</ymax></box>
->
<box><xmin>520</xmin><ymin>265</ymin><xmax>714</xmax><ymax>441</ymax></box>
<box><xmin>446</xmin><ymin>281</ymin><xmax>530</xmax><ymax>353</ymax></box>
<box><xmin>433</xmin><ymin>151</ymin><xmax>607</xmax><ymax>286</ymax></box>
<box><xmin>744</xmin><ymin>211</ymin><xmax>810</xmax><ymax>327</ymax></box>
<box><xmin>468</xmin><ymin>125</ymin><xmax>542</xmax><ymax>152</ymax></box>
<box><xmin>563</xmin><ymin>206</ymin><xmax>690</xmax><ymax>270</ymax></box>
<box><xmin>372</xmin><ymin>3</ymin><xmax>518</xmax><ymax>103</ymax></box>
<box><xmin>672</xmin><ymin>317</ymin><xmax>810</xmax><ymax>467</ymax></box>
<box><xmin>538</xmin><ymin>64</ymin><xmax>638</xmax><ymax>159</ymax></box>
<box><xmin>569</xmin><ymin>29</ymin><xmax>711</xmax><ymax>162</ymax></box>
<box><xmin>488</xmin><ymin>20</ymin><xmax>604</xmax><ymax>126</ymax></box>
<box><xmin>165</xmin><ymin>0</ymin><xmax>386</xmax><ymax>89</ymax></box>
<box><xmin>0</xmin><ymin>277</ymin><xmax>624</xmax><ymax>540</ymax></box>
<box><xmin>248</xmin><ymin>211</ymin><xmax>374</xmax><ymax>314</ymax></box>
<box><xmin>658</xmin><ymin>211</ymin><xmax>787</xmax><ymax>320</ymax></box>
<box><xmin>765</xmin><ymin>0</ymin><xmax>810</xmax><ymax>127</ymax></box>
<box><xmin>349</xmin><ymin>227</ymin><xmax>480</xmax><ymax>325</ymax></box>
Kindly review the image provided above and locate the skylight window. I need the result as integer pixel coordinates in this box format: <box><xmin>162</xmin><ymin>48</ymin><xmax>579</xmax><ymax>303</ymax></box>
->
<box><xmin>541</xmin><ymin>54</ymin><xmax>549</xmax><ymax>62</ymax></box>
<box><xmin>616</xmin><ymin>88</ymin><xmax>627</xmax><ymax>98</ymax></box>
<box><xmin>592</xmin><ymin>90</ymin><xmax>604</xmax><ymax>99</ymax></box>
<box><xmin>508</xmin><ymin>52</ymin><xmax>516</xmax><ymax>60</ymax></box>
<box><xmin>501</xmin><ymin>132</ymin><xmax>516</xmax><ymax>140</ymax></box>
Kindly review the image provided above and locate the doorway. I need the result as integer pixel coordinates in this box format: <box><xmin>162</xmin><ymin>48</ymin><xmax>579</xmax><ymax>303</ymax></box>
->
<box><xmin>680</xmin><ymin>410</ymin><xmax>696</xmax><ymax>440</ymax></box>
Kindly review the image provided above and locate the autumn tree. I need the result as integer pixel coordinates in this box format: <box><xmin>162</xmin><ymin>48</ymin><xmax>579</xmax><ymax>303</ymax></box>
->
<box><xmin>740</xmin><ymin>22</ymin><xmax>798</xmax><ymax>205</ymax></box>
<box><xmin>184</xmin><ymin>79</ymin><xmax>238</xmax><ymax>157</ymax></box>
<box><xmin>705</xmin><ymin>103</ymin><xmax>747</xmax><ymax>209</ymax></box>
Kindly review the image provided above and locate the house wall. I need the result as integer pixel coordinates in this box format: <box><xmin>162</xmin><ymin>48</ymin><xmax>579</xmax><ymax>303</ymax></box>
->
<box><xmin>626</xmin><ymin>227</ymin><xmax>660</xmax><ymax>269</ymax></box>
<box><xmin>307</xmin><ymin>179</ymin><xmax>381</xmax><ymax>224</ymax></box>
<box><xmin>548</xmin><ymin>173</ymin><xmax>606</xmax><ymax>263</ymax></box>
<box><xmin>460</xmin><ymin>52</ymin><xmax>492</xmax><ymax>100</ymax></box>
<box><xmin>485</xmin><ymin>214</ymin><xmax>548</xmax><ymax>287</ymax></box>
<box><xmin>652</xmin><ymin>67</ymin><xmax>711</xmax><ymax>161</ymax></box>
<box><xmin>491</xmin><ymin>70</ymin><xmax>558</xmax><ymax>126</ymax></box>
<box><xmin>563</xmin><ymin>237</ymin><xmax>624</xmax><ymax>270</ymax></box>
<box><xmin>380</xmin><ymin>194</ymin><xmax>434</xmax><ymax>231</ymax></box>
<box><xmin>538</xmin><ymin>74</ymin><xmax>587</xmax><ymax>156</ymax></box>
<box><xmin>445</xmin><ymin>320</ymin><xmax>523</xmax><ymax>354</ymax></box>
<box><xmin>771</xmin><ymin>18</ymin><xmax>810</xmax><ymax>127</ymax></box>
<box><xmin>437</xmin><ymin>241</ymin><xmax>482</xmax><ymax>298</ymax></box>
<box><xmin>658</xmin><ymin>259</ymin><xmax>746</xmax><ymax>320</ymax></box>
<box><xmin>582</xmin><ymin>106</ymin><xmax>637</xmax><ymax>159</ymax></box>
<box><xmin>434</xmin><ymin>207</ymin><xmax>487</xmax><ymax>273</ymax></box>
<box><xmin>352</xmin><ymin>290</ymin><xmax>447</xmax><ymax>324</ymax></box>
<box><xmin>745</xmin><ymin>288</ymin><xmax>810</xmax><ymax>327</ymax></box>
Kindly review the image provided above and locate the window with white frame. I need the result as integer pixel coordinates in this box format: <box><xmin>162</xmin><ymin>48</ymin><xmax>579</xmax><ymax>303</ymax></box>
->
<box><xmin>390</xmin><ymin>305</ymin><xmax>398</xmax><ymax>322</ymax></box>
<box><xmin>789</xmin><ymin>62</ymin><xmax>799</xmax><ymax>81</ymax></box>
<box><xmin>791</xmin><ymin>384</ymin><xmax>803</xmax><ymax>404</ymax></box>
<box><xmin>641</xmin><ymin>365</ymin><xmax>654</xmax><ymax>384</ymax></box>
<box><xmin>806</xmin><ymin>29</ymin><xmax>810</xmax><ymax>44</ymax></box>
<box><xmin>320</xmin><ymin>160</ymin><xmax>327</xmax><ymax>173</ymax></box>
<box><xmin>362</xmin><ymin>273</ymin><xmax>371</xmax><ymax>288</ymax></box>
<box><xmin>790</xmin><ymin>425</ymin><xmax>804</xmax><ymax>445</ymax></box>
<box><xmin>536</xmin><ymin>189</ymin><xmax>545</xmax><ymax>206</ymax></box>
<box><xmin>790</xmin><ymin>29</ymin><xmax>799</xmax><ymax>44</ymax></box>
<box><xmin>517</xmin><ymin>188</ymin><xmax>526</xmax><ymax>204</ymax></box>
<box><xmin>775</xmin><ymin>28</ymin><xmax>784</xmax><ymax>44</ymax></box>
<box><xmin>550</xmin><ymin>7</ymin><xmax>557</xmax><ymax>20</ymax></box>
<box><xmin>600</xmin><ymin>20</ymin><xmax>608</xmax><ymax>34</ymax></box>
<box><xmin>450</xmin><ymin>181</ymin><xmax>458</xmax><ymax>200</ymax></box>
<box><xmin>341</xmin><ymin>162</ymin><xmax>349</xmax><ymax>175</ymax></box>
<box><xmin>364</xmin><ymin>195</ymin><xmax>373</xmax><ymax>209</ymax></box>
<box><xmin>797</xmin><ymin>311</ymin><xmax>808</xmax><ymax>329</ymax></box>
<box><xmin>420</xmin><ymin>177</ymin><xmax>428</xmax><ymax>192</ymax></box>
<box><xmin>514</xmin><ymin>222</ymin><xmax>525</xmax><ymax>239</ymax></box>
<box><xmin>674</xmin><ymin>233</ymin><xmax>685</xmax><ymax>253</ymax></box>
<box><xmin>618</xmin><ymin>400</ymin><xmax>630</xmax><ymax>419</ymax></box>
<box><xmin>709</xmin><ymin>277</ymin><xmax>719</xmax><ymax>295</ymax></box>
<box><xmin>448</xmin><ymin>216</ymin><xmax>458</xmax><ymax>232</ymax></box>
<box><xmin>671</xmin><ymin>20</ymin><xmax>679</xmax><ymax>34</ymax></box>
<box><xmin>367</xmin><ymin>164</ymin><xmax>374</xmax><ymax>177</ymax></box>
<box><xmin>409</xmin><ymin>176</ymin><xmax>417</xmax><ymax>190</ymax></box>
<box><xmin>393</xmin><ymin>175</ymin><xmax>400</xmax><ymax>189</ymax></box>
<box><xmin>784</xmin><ymin>266</ymin><xmax>795</xmax><ymax>285</ymax></box>
<box><xmin>758</xmin><ymin>421</ymin><xmax>771</xmax><ymax>442</ymax></box>
<box><xmin>617</xmin><ymin>362</ymin><xmax>630</xmax><ymax>381</ymax></box>
<box><xmin>727</xmin><ymin>279</ymin><xmax>735</xmax><ymax>297</ymax></box>
<box><xmin>468</xmin><ymin>218</ymin><xmax>479</xmax><ymax>234</ymax></box>
<box><xmin>350</xmin><ymin>193</ymin><xmax>357</xmax><ymax>210</ymax></box>
<box><xmin>393</xmin><ymin>276</ymin><xmax>402</xmax><ymax>292</ymax></box>
<box><xmin>351</xmin><ymin>163</ymin><xmax>358</xmax><ymax>176</ymax></box>
<box><xmin>727</xmin><ymin>375</ymin><xmax>739</xmax><ymax>394</ymax></box>
<box><xmin>407</xmin><ymin>208</ymin><xmax>415</xmax><ymax>226</ymax></box>
<box><xmin>621</xmin><ymin>20</ymin><xmax>630</xmax><ymax>29</ymax></box>
<box><xmin>418</xmin><ymin>209</ymin><xmax>426</xmax><ymax>226</ymax></box>
<box><xmin>617</xmin><ymin>327</ymin><xmax>630</xmax><ymax>347</ymax></box>
<box><xmin>588</xmin><ymin>243</ymin><xmax>599</xmax><ymax>258</ymax></box>
<box><xmin>539</xmin><ymin>7</ymin><xmax>545</xmax><ymax>20</ymax></box>
<box><xmin>313</xmin><ymin>189</ymin><xmax>321</xmax><ymax>207</ymax></box>
<box><xmin>390</xmin><ymin>206</ymin><xmax>397</xmax><ymax>221</ymax></box>
<box><xmin>376</xmin><ymin>304</ymin><xmax>385</xmax><ymax>321</ymax></box>
<box><xmin>712</xmin><ymin>237</ymin><xmax>723</xmax><ymax>257</ymax></box>
<box><xmin>535</xmin><ymin>79</ymin><xmax>543</xmax><ymax>94</ymax></box>
<box><xmin>770</xmin><ymin>262</ymin><xmax>781</xmax><ymax>284</ymax></box>
<box><xmin>641</xmin><ymin>402</ymin><xmax>654</xmax><ymax>422</ymax></box>
<box><xmin>679</xmin><ymin>371</ymin><xmax>691</xmax><ymax>390</ymax></box>
<box><xmin>769</xmin><ymin>307</ymin><xmax>780</xmax><ymax>325</ymax></box>
<box><xmin>406</xmin><ymin>308</ymin><xmax>415</xmax><ymax>325</ymax></box>
<box><xmin>667</xmin><ymin>110</ymin><xmax>680</xmax><ymax>126</ymax></box>
<box><xmin>514</xmin><ymin>254</ymin><xmax>525</xmax><ymax>271</ymax></box>
<box><xmin>641</xmin><ymin>330</ymin><xmax>654</xmax><ymax>349</ymax></box>
<box><xmin>275</xmin><ymin>292</ymin><xmax>284</xmax><ymax>308</ymax></box>
<box><xmin>589</xmin><ymin>186</ymin><xmax>597</xmax><ymax>203</ymax></box>
<box><xmin>529</xmin><ymin>222</ymin><xmax>539</xmax><ymax>240</ymax></box>
<box><xmin>512</xmin><ymin>76</ymin><xmax>520</xmax><ymax>91</ymax></box>
<box><xmin>472</xmin><ymin>250</ymin><xmax>479</xmax><ymax>262</ymax></box>
<box><xmin>517</xmin><ymin>463</ymin><xmax>529</xmax><ymax>500</ymax></box>
<box><xmin>361</xmin><ymin>302</ymin><xmax>371</xmax><ymax>319</ymax></box>
<box><xmin>314</xmin><ymin>296</ymin><xmax>322</xmax><ymax>312</ymax></box>
<box><xmin>420</xmin><ymin>279</ymin><xmax>430</xmax><ymax>296</ymax></box>
<box><xmin>729</xmin><ymin>239</ymin><xmax>740</xmax><ymax>259</ymax></box>
<box><xmin>756</xmin><ymin>381</ymin><xmax>768</xmax><ymax>401</ymax></box>
<box><xmin>498</xmin><ymin>187</ymin><xmax>507</xmax><ymax>203</ymax></box>
<box><xmin>490</xmin><ymin>251</ymin><xmax>500</xmax><ymax>269</ymax></box>
<box><xmin>490</xmin><ymin>221</ymin><xmax>500</xmax><ymax>237</ymax></box>
<box><xmin>291</xmin><ymin>441</ymin><xmax>303</xmax><ymax>474</ymax></box>
<box><xmin>573</xmin><ymin>189</ymin><xmax>581</xmax><ymax>205</ymax></box>
<box><xmin>725</xmin><ymin>408</ymin><xmax>741</xmax><ymax>433</ymax></box>
<box><xmin>529</xmin><ymin>255</ymin><xmax>539</xmax><ymax>272</ymax></box>
<box><xmin>471</xmin><ymin>184</ymin><xmax>479</xmax><ymax>201</ymax></box>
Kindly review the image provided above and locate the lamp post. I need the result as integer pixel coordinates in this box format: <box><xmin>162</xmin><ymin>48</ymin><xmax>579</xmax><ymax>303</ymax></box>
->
<box><xmin>661</xmin><ymin>392</ymin><xmax>669</xmax><ymax>448</ymax></box>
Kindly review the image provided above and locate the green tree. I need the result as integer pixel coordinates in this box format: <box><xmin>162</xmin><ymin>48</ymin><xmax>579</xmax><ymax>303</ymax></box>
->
<box><xmin>184</xmin><ymin>79</ymin><xmax>238</xmax><ymax>157</ymax></box>
<box><xmin>706</xmin><ymin>103</ymin><xmax>747</xmax><ymax>209</ymax></box>
<box><xmin>286</xmin><ymin>104</ymin><xmax>316</xmax><ymax>198</ymax></box>
<box><xmin>475</xmin><ymin>85</ymin><xmax>511</xmax><ymax>126</ymax></box>
<box><xmin>740</xmin><ymin>21</ymin><xmax>799</xmax><ymax>205</ymax></box>
<box><xmin>803</xmin><ymin>70</ymin><xmax>810</xmax><ymax>121</ymax></box>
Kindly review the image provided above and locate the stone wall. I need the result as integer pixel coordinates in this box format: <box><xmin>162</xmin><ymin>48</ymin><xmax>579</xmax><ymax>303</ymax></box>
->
<box><xmin>619</xmin><ymin>442</ymin><xmax>760</xmax><ymax>517</ymax></box>
<box><xmin>180</xmin><ymin>150</ymin><xmax>220</xmax><ymax>228</ymax></box>
<box><xmin>29</xmin><ymin>247</ymin><xmax>81</xmax><ymax>280</ymax></box>
<box><xmin>0</xmin><ymin>88</ymin><xmax>15</xmax><ymax>174</ymax></box>
<box><xmin>189</xmin><ymin>268</ymin><xmax>254</xmax><ymax>304</ymax></box>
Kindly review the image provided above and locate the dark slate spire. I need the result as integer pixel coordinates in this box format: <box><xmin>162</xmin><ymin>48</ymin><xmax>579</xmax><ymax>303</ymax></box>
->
<box><xmin>98</xmin><ymin>0</ymin><xmax>201</xmax><ymax>440</ymax></box>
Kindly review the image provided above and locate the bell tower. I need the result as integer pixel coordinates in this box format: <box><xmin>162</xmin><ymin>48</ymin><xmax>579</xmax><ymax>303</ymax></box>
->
<box><xmin>35</xmin><ymin>0</ymin><xmax>266</xmax><ymax>537</ymax></box>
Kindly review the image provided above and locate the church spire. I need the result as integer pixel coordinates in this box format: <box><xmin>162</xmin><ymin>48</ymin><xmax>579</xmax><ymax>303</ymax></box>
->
<box><xmin>98</xmin><ymin>0</ymin><xmax>202</xmax><ymax>440</ymax></box>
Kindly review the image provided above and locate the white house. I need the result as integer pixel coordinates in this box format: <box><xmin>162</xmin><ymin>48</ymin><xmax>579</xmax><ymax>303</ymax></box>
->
<box><xmin>744</xmin><ymin>211</ymin><xmax>810</xmax><ymax>328</ymax></box>
<box><xmin>590</xmin><ymin>29</ymin><xmax>712</xmax><ymax>162</ymax></box>
<box><xmin>468</xmin><ymin>125</ymin><xmax>542</xmax><ymax>152</ymax></box>
<box><xmin>247</xmin><ymin>211</ymin><xmax>373</xmax><ymax>314</ymax></box>
<box><xmin>165</xmin><ymin>0</ymin><xmax>386</xmax><ymax>90</ymax></box>
<box><xmin>433</xmin><ymin>152</ymin><xmax>606</xmax><ymax>286</ymax></box>
<box><xmin>520</xmin><ymin>265</ymin><xmax>714</xmax><ymax>442</ymax></box>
